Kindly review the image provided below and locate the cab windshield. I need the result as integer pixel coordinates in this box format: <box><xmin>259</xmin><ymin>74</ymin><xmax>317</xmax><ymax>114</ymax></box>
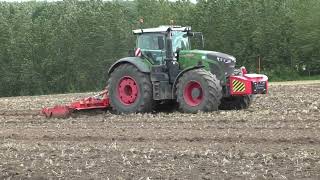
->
<box><xmin>137</xmin><ymin>31</ymin><xmax>190</xmax><ymax>51</ymax></box>
<box><xmin>136</xmin><ymin>31</ymin><xmax>191</xmax><ymax>64</ymax></box>
<box><xmin>136</xmin><ymin>33</ymin><xmax>166</xmax><ymax>64</ymax></box>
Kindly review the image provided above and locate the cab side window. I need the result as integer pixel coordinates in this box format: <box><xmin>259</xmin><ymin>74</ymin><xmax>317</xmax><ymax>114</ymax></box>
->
<box><xmin>172</xmin><ymin>32</ymin><xmax>190</xmax><ymax>51</ymax></box>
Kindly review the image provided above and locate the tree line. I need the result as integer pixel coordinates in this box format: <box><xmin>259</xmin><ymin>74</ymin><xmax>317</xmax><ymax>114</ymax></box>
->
<box><xmin>0</xmin><ymin>0</ymin><xmax>319</xmax><ymax>97</ymax></box>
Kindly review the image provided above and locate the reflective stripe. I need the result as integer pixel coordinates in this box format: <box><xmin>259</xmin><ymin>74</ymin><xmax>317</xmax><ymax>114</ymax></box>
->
<box><xmin>135</xmin><ymin>48</ymin><xmax>142</xmax><ymax>57</ymax></box>
<box><xmin>232</xmin><ymin>80</ymin><xmax>246</xmax><ymax>92</ymax></box>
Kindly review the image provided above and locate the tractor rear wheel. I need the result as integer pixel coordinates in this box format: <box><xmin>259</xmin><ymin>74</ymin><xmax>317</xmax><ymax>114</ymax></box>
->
<box><xmin>176</xmin><ymin>69</ymin><xmax>222</xmax><ymax>113</ymax></box>
<box><xmin>108</xmin><ymin>64</ymin><xmax>153</xmax><ymax>113</ymax></box>
<box><xmin>219</xmin><ymin>95</ymin><xmax>253</xmax><ymax>110</ymax></box>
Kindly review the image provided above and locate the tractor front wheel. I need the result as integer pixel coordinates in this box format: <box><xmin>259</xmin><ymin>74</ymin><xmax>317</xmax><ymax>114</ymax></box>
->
<box><xmin>176</xmin><ymin>69</ymin><xmax>222</xmax><ymax>113</ymax></box>
<box><xmin>108</xmin><ymin>64</ymin><xmax>153</xmax><ymax>114</ymax></box>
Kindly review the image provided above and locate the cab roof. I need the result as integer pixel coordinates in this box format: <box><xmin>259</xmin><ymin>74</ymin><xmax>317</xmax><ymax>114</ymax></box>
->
<box><xmin>133</xmin><ymin>26</ymin><xmax>191</xmax><ymax>34</ymax></box>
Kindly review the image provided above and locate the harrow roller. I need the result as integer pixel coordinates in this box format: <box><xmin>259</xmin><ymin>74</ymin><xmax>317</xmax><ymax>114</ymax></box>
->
<box><xmin>41</xmin><ymin>90</ymin><xmax>110</xmax><ymax>118</ymax></box>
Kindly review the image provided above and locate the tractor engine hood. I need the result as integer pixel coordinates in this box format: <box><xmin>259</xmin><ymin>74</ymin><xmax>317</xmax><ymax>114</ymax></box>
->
<box><xmin>189</xmin><ymin>50</ymin><xmax>236</xmax><ymax>78</ymax></box>
<box><xmin>206</xmin><ymin>51</ymin><xmax>236</xmax><ymax>78</ymax></box>
<box><xmin>187</xmin><ymin>50</ymin><xmax>236</xmax><ymax>63</ymax></box>
<box><xmin>206</xmin><ymin>51</ymin><xmax>236</xmax><ymax>64</ymax></box>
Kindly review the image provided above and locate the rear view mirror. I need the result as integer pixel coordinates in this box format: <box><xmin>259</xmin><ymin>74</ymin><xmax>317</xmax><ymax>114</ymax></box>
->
<box><xmin>186</xmin><ymin>32</ymin><xmax>194</xmax><ymax>37</ymax></box>
<box><xmin>190</xmin><ymin>32</ymin><xmax>205</xmax><ymax>49</ymax></box>
<box><xmin>128</xmin><ymin>49</ymin><xmax>135</xmax><ymax>57</ymax></box>
<box><xmin>158</xmin><ymin>36</ymin><xmax>164</xmax><ymax>50</ymax></box>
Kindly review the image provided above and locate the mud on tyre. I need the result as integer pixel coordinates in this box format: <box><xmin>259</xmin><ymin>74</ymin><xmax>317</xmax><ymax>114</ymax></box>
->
<box><xmin>108</xmin><ymin>64</ymin><xmax>153</xmax><ymax>113</ymax></box>
<box><xmin>176</xmin><ymin>69</ymin><xmax>222</xmax><ymax>113</ymax></box>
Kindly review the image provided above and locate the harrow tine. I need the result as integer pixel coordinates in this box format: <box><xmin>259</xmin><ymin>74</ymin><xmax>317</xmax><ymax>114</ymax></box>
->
<box><xmin>41</xmin><ymin>105</ymin><xmax>74</xmax><ymax>118</ymax></box>
<box><xmin>41</xmin><ymin>89</ymin><xmax>110</xmax><ymax>118</ymax></box>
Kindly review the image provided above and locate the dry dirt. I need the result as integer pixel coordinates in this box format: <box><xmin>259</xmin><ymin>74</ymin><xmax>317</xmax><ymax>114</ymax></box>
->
<box><xmin>0</xmin><ymin>81</ymin><xmax>320</xmax><ymax>179</ymax></box>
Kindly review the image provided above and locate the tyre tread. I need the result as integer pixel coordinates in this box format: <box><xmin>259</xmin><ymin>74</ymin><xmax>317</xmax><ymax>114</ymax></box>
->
<box><xmin>108</xmin><ymin>63</ymin><xmax>153</xmax><ymax>113</ymax></box>
<box><xmin>176</xmin><ymin>69</ymin><xmax>222</xmax><ymax>113</ymax></box>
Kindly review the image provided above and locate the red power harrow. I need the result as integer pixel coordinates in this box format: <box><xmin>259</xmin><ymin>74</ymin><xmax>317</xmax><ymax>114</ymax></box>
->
<box><xmin>41</xmin><ymin>89</ymin><xmax>110</xmax><ymax>118</ymax></box>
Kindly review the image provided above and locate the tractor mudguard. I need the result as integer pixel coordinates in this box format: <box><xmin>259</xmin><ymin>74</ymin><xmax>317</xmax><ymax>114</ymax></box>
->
<box><xmin>108</xmin><ymin>57</ymin><xmax>150</xmax><ymax>75</ymax></box>
<box><xmin>171</xmin><ymin>65</ymin><xmax>205</xmax><ymax>98</ymax></box>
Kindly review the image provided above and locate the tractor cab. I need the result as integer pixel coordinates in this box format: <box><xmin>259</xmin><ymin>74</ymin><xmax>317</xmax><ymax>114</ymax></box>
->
<box><xmin>133</xmin><ymin>26</ymin><xmax>192</xmax><ymax>64</ymax></box>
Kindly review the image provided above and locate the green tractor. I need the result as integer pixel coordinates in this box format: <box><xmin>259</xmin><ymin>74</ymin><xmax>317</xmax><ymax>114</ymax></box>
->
<box><xmin>107</xmin><ymin>26</ymin><xmax>268</xmax><ymax>113</ymax></box>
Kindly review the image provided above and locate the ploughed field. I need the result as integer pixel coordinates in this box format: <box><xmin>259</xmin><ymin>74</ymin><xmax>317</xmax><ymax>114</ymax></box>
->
<box><xmin>0</xmin><ymin>81</ymin><xmax>320</xmax><ymax>179</ymax></box>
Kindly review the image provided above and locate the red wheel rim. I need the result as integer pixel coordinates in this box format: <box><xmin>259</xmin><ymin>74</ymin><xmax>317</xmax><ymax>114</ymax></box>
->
<box><xmin>117</xmin><ymin>76</ymin><xmax>139</xmax><ymax>105</ymax></box>
<box><xmin>183</xmin><ymin>81</ymin><xmax>203</xmax><ymax>106</ymax></box>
